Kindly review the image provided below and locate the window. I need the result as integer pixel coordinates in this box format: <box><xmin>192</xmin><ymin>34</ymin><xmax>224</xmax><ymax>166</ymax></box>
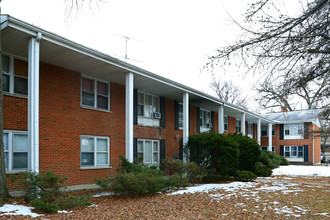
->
<box><xmin>200</xmin><ymin>109</ymin><xmax>211</xmax><ymax>127</ymax></box>
<box><xmin>284</xmin><ymin>124</ymin><xmax>303</xmax><ymax>136</ymax></box>
<box><xmin>236</xmin><ymin>118</ymin><xmax>241</xmax><ymax>133</ymax></box>
<box><xmin>2</xmin><ymin>55</ymin><xmax>28</xmax><ymax>96</ymax></box>
<box><xmin>81</xmin><ymin>76</ymin><xmax>110</xmax><ymax>110</ymax></box>
<box><xmin>81</xmin><ymin>136</ymin><xmax>110</xmax><ymax>167</ymax></box>
<box><xmin>247</xmin><ymin>123</ymin><xmax>253</xmax><ymax>137</ymax></box>
<box><xmin>137</xmin><ymin>139</ymin><xmax>159</xmax><ymax>165</ymax></box>
<box><xmin>137</xmin><ymin>91</ymin><xmax>160</xmax><ymax>119</ymax></box>
<box><xmin>224</xmin><ymin>116</ymin><xmax>228</xmax><ymax>131</ymax></box>
<box><xmin>261</xmin><ymin>125</ymin><xmax>275</xmax><ymax>136</ymax></box>
<box><xmin>261</xmin><ymin>146</ymin><xmax>275</xmax><ymax>153</ymax></box>
<box><xmin>3</xmin><ymin>131</ymin><xmax>28</xmax><ymax>171</ymax></box>
<box><xmin>284</xmin><ymin>146</ymin><xmax>303</xmax><ymax>158</ymax></box>
<box><xmin>178</xmin><ymin>103</ymin><xmax>183</xmax><ymax>128</ymax></box>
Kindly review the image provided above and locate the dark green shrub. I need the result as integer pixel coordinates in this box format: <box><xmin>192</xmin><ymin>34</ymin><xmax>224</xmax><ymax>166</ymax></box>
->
<box><xmin>233</xmin><ymin>134</ymin><xmax>261</xmax><ymax>172</ymax></box>
<box><xmin>162</xmin><ymin>158</ymin><xmax>184</xmax><ymax>175</ymax></box>
<box><xmin>30</xmin><ymin>199</ymin><xmax>60</xmax><ymax>213</ymax></box>
<box><xmin>187</xmin><ymin>132</ymin><xmax>239</xmax><ymax>177</ymax></box>
<box><xmin>254</xmin><ymin>162</ymin><xmax>272</xmax><ymax>177</ymax></box>
<box><xmin>23</xmin><ymin>171</ymin><xmax>91</xmax><ymax>213</ymax></box>
<box><xmin>279</xmin><ymin>155</ymin><xmax>289</xmax><ymax>165</ymax></box>
<box><xmin>260</xmin><ymin>151</ymin><xmax>277</xmax><ymax>169</ymax></box>
<box><xmin>234</xmin><ymin>170</ymin><xmax>257</xmax><ymax>182</ymax></box>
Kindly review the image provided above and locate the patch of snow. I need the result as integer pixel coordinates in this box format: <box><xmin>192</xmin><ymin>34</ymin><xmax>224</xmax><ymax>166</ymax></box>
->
<box><xmin>168</xmin><ymin>182</ymin><xmax>255</xmax><ymax>195</ymax></box>
<box><xmin>0</xmin><ymin>204</ymin><xmax>43</xmax><ymax>218</ymax></box>
<box><xmin>58</xmin><ymin>210</ymin><xmax>73</xmax><ymax>214</ymax></box>
<box><xmin>273</xmin><ymin>165</ymin><xmax>330</xmax><ymax>177</ymax></box>
<box><xmin>89</xmin><ymin>204</ymin><xmax>98</xmax><ymax>207</ymax></box>
<box><xmin>314</xmin><ymin>213</ymin><xmax>329</xmax><ymax>217</ymax></box>
<box><xmin>93</xmin><ymin>192</ymin><xmax>115</xmax><ymax>197</ymax></box>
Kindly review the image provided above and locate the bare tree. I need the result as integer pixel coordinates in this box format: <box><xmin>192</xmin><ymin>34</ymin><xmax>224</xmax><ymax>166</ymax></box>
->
<box><xmin>210</xmin><ymin>79</ymin><xmax>248</xmax><ymax>108</ymax></box>
<box><xmin>208</xmin><ymin>0</ymin><xmax>329</xmax><ymax>112</ymax></box>
<box><xmin>255</xmin><ymin>72</ymin><xmax>329</xmax><ymax>111</ymax></box>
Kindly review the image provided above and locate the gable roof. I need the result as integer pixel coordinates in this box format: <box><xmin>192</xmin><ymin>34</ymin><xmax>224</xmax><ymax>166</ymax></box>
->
<box><xmin>261</xmin><ymin>109</ymin><xmax>321</xmax><ymax>127</ymax></box>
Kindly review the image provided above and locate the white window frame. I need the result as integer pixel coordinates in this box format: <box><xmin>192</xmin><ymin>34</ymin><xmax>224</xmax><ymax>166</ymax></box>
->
<box><xmin>247</xmin><ymin>123</ymin><xmax>253</xmax><ymax>138</ymax></box>
<box><xmin>3</xmin><ymin>130</ymin><xmax>29</xmax><ymax>172</ymax></box>
<box><xmin>81</xmin><ymin>75</ymin><xmax>110</xmax><ymax>111</ymax></box>
<box><xmin>200</xmin><ymin>108</ymin><xmax>211</xmax><ymax>127</ymax></box>
<box><xmin>224</xmin><ymin>115</ymin><xmax>228</xmax><ymax>131</ymax></box>
<box><xmin>2</xmin><ymin>54</ymin><xmax>28</xmax><ymax>97</ymax></box>
<box><xmin>261</xmin><ymin>125</ymin><xmax>275</xmax><ymax>137</ymax></box>
<box><xmin>236</xmin><ymin>118</ymin><xmax>241</xmax><ymax>133</ymax></box>
<box><xmin>284</xmin><ymin>145</ymin><xmax>304</xmax><ymax>158</ymax></box>
<box><xmin>137</xmin><ymin>139</ymin><xmax>160</xmax><ymax>166</ymax></box>
<box><xmin>137</xmin><ymin>91</ymin><xmax>160</xmax><ymax>119</ymax></box>
<box><xmin>284</xmin><ymin>123</ymin><xmax>304</xmax><ymax>139</ymax></box>
<box><xmin>80</xmin><ymin>135</ymin><xmax>110</xmax><ymax>168</ymax></box>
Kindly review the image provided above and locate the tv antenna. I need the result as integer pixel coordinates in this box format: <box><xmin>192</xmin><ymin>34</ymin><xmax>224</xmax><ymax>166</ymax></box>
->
<box><xmin>113</xmin><ymin>33</ymin><xmax>143</xmax><ymax>63</ymax></box>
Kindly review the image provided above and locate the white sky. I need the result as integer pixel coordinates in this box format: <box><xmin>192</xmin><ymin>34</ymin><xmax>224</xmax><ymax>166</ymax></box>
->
<box><xmin>1</xmin><ymin>0</ymin><xmax>276</xmax><ymax>111</ymax></box>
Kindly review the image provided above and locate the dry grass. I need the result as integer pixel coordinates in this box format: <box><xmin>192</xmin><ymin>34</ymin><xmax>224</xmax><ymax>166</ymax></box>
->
<box><xmin>1</xmin><ymin>176</ymin><xmax>329</xmax><ymax>219</ymax></box>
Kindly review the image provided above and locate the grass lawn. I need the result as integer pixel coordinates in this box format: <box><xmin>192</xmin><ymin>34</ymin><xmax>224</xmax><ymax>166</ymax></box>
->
<box><xmin>1</xmin><ymin>174</ymin><xmax>329</xmax><ymax>219</ymax></box>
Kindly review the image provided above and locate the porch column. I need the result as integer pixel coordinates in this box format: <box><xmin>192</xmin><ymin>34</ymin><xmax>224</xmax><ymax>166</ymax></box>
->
<box><xmin>268</xmin><ymin>123</ymin><xmax>273</xmax><ymax>151</ymax></box>
<box><xmin>28</xmin><ymin>33</ymin><xmax>42</xmax><ymax>173</ymax></box>
<box><xmin>125</xmin><ymin>72</ymin><xmax>134</xmax><ymax>162</ymax></box>
<box><xmin>182</xmin><ymin>92</ymin><xmax>189</xmax><ymax>163</ymax></box>
<box><xmin>218</xmin><ymin>105</ymin><xmax>224</xmax><ymax>134</ymax></box>
<box><xmin>257</xmin><ymin>119</ymin><xmax>261</xmax><ymax>145</ymax></box>
<box><xmin>241</xmin><ymin>113</ymin><xmax>245</xmax><ymax>135</ymax></box>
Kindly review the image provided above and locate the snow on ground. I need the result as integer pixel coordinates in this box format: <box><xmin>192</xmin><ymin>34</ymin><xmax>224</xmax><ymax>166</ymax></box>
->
<box><xmin>93</xmin><ymin>191</ymin><xmax>115</xmax><ymax>197</ymax></box>
<box><xmin>272</xmin><ymin>165</ymin><xmax>330</xmax><ymax>177</ymax></box>
<box><xmin>0</xmin><ymin>204</ymin><xmax>43</xmax><ymax>218</ymax></box>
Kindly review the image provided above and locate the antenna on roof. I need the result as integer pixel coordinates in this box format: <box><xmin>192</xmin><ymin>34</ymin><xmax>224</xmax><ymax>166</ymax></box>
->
<box><xmin>113</xmin><ymin>33</ymin><xmax>143</xmax><ymax>63</ymax></box>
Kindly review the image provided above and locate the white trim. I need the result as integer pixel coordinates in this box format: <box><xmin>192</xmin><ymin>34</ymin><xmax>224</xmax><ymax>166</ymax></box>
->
<box><xmin>218</xmin><ymin>105</ymin><xmax>224</xmax><ymax>134</ymax></box>
<box><xmin>268</xmin><ymin>123</ymin><xmax>272</xmax><ymax>152</ymax></box>
<box><xmin>241</xmin><ymin>113</ymin><xmax>245</xmax><ymax>135</ymax></box>
<box><xmin>257</xmin><ymin>119</ymin><xmax>261</xmax><ymax>145</ymax></box>
<box><xmin>125</xmin><ymin>72</ymin><xmax>134</xmax><ymax>162</ymax></box>
<box><xmin>137</xmin><ymin>139</ymin><xmax>160</xmax><ymax>165</ymax></box>
<box><xmin>183</xmin><ymin>92</ymin><xmax>189</xmax><ymax>163</ymax></box>
<box><xmin>224</xmin><ymin>115</ymin><xmax>229</xmax><ymax>131</ymax></box>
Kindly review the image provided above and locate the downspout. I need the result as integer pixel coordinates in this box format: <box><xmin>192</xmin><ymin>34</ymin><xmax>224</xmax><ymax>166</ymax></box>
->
<box><xmin>313</xmin><ymin>123</ymin><xmax>315</xmax><ymax>164</ymax></box>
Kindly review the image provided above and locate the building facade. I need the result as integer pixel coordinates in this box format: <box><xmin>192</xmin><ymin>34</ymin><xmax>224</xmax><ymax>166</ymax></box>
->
<box><xmin>1</xmin><ymin>15</ymin><xmax>320</xmax><ymax>192</ymax></box>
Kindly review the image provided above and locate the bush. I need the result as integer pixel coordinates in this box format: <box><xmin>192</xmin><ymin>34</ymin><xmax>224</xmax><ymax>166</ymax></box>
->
<box><xmin>97</xmin><ymin>156</ymin><xmax>171</xmax><ymax>195</ymax></box>
<box><xmin>186</xmin><ymin>132</ymin><xmax>239</xmax><ymax>177</ymax></box>
<box><xmin>233</xmin><ymin>134</ymin><xmax>261</xmax><ymax>172</ymax></box>
<box><xmin>279</xmin><ymin>155</ymin><xmax>289</xmax><ymax>165</ymax></box>
<box><xmin>23</xmin><ymin>171</ymin><xmax>91</xmax><ymax>213</ymax></box>
<box><xmin>162</xmin><ymin>158</ymin><xmax>184</xmax><ymax>175</ymax></box>
<box><xmin>254</xmin><ymin>162</ymin><xmax>272</xmax><ymax>177</ymax></box>
<box><xmin>234</xmin><ymin>170</ymin><xmax>257</xmax><ymax>182</ymax></box>
<box><xmin>260</xmin><ymin>151</ymin><xmax>277</xmax><ymax>169</ymax></box>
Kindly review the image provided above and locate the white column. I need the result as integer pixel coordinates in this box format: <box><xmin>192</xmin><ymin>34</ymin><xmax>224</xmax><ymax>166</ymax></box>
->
<box><xmin>28</xmin><ymin>33</ymin><xmax>41</xmax><ymax>173</ymax></box>
<box><xmin>268</xmin><ymin>123</ymin><xmax>273</xmax><ymax>151</ymax></box>
<box><xmin>257</xmin><ymin>119</ymin><xmax>261</xmax><ymax>145</ymax></box>
<box><xmin>218</xmin><ymin>105</ymin><xmax>224</xmax><ymax>134</ymax></box>
<box><xmin>182</xmin><ymin>92</ymin><xmax>189</xmax><ymax>163</ymax></box>
<box><xmin>241</xmin><ymin>113</ymin><xmax>245</xmax><ymax>135</ymax></box>
<box><xmin>125</xmin><ymin>72</ymin><xmax>134</xmax><ymax>162</ymax></box>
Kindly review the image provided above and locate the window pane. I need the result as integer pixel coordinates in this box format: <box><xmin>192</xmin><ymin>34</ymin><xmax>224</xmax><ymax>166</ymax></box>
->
<box><xmin>285</xmin><ymin>152</ymin><xmax>290</xmax><ymax>157</ymax></box>
<box><xmin>2</xmin><ymin>74</ymin><xmax>9</xmax><ymax>92</ymax></box>
<box><xmin>137</xmin><ymin>105</ymin><xmax>144</xmax><ymax>116</ymax></box>
<box><xmin>97</xmin><ymin>95</ymin><xmax>108</xmax><ymax>109</ymax></box>
<box><xmin>144</xmin><ymin>105</ymin><xmax>152</xmax><ymax>118</ymax></box>
<box><xmin>178</xmin><ymin>112</ymin><xmax>183</xmax><ymax>128</ymax></box>
<box><xmin>14</xmin><ymin>76</ymin><xmax>28</xmax><ymax>95</ymax></box>
<box><xmin>144</xmin><ymin>141</ymin><xmax>151</xmax><ymax>163</ymax></box>
<box><xmin>224</xmin><ymin>124</ymin><xmax>228</xmax><ymax>131</ymax></box>
<box><xmin>137</xmin><ymin>141</ymin><xmax>143</xmax><ymax>152</ymax></box>
<box><xmin>291</xmin><ymin>146</ymin><xmax>297</xmax><ymax>156</ymax></box>
<box><xmin>138</xmin><ymin>93</ymin><xmax>144</xmax><ymax>105</ymax></box>
<box><xmin>224</xmin><ymin>116</ymin><xmax>228</xmax><ymax>123</ymax></box>
<box><xmin>13</xmin><ymin>152</ymin><xmax>28</xmax><ymax>169</ymax></box>
<box><xmin>81</xmin><ymin>153</ymin><xmax>94</xmax><ymax>166</ymax></box>
<box><xmin>298</xmin><ymin>124</ymin><xmax>303</xmax><ymax>135</ymax></box>
<box><xmin>96</xmin><ymin>153</ymin><xmax>108</xmax><ymax>165</ymax></box>
<box><xmin>82</xmin><ymin>78</ymin><xmax>94</xmax><ymax>92</ymax></box>
<box><xmin>4</xmin><ymin>152</ymin><xmax>8</xmax><ymax>170</ymax></box>
<box><xmin>291</xmin><ymin>124</ymin><xmax>298</xmax><ymax>135</ymax></box>
<box><xmin>97</xmin><ymin>139</ymin><xmax>107</xmax><ymax>151</ymax></box>
<box><xmin>153</xmin><ymin>152</ymin><xmax>159</xmax><ymax>163</ymax></box>
<box><xmin>137</xmin><ymin>153</ymin><xmax>143</xmax><ymax>159</ymax></box>
<box><xmin>82</xmin><ymin>91</ymin><xmax>95</xmax><ymax>106</ymax></box>
<box><xmin>97</xmin><ymin>81</ymin><xmax>108</xmax><ymax>96</ymax></box>
<box><xmin>153</xmin><ymin>96</ymin><xmax>159</xmax><ymax>112</ymax></box>
<box><xmin>145</xmin><ymin>95</ymin><xmax>152</xmax><ymax>105</ymax></box>
<box><xmin>2</xmin><ymin>55</ymin><xmax>9</xmax><ymax>73</ymax></box>
<box><xmin>153</xmin><ymin>142</ymin><xmax>158</xmax><ymax>152</ymax></box>
<box><xmin>81</xmin><ymin>138</ymin><xmax>94</xmax><ymax>152</ymax></box>
<box><xmin>13</xmin><ymin>134</ymin><xmax>28</xmax><ymax>152</ymax></box>
<box><xmin>3</xmin><ymin>133</ymin><xmax>8</xmax><ymax>151</ymax></box>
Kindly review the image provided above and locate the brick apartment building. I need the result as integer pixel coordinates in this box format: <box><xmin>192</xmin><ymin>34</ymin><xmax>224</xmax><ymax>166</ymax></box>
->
<box><xmin>1</xmin><ymin>15</ymin><xmax>321</xmax><ymax>192</ymax></box>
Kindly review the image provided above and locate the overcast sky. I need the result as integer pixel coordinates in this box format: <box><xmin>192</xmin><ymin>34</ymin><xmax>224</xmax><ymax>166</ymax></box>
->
<box><xmin>2</xmin><ymin>0</ymin><xmax>265</xmax><ymax>110</ymax></box>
